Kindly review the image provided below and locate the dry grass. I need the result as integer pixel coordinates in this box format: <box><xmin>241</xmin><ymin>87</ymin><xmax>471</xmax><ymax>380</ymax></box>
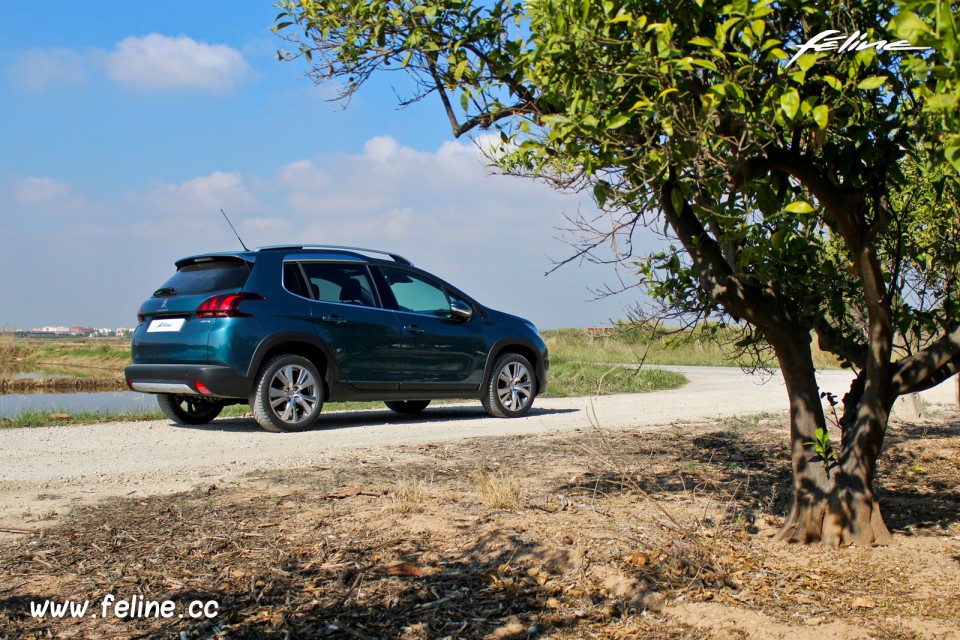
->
<box><xmin>387</xmin><ymin>476</ymin><xmax>430</xmax><ymax>513</ymax></box>
<box><xmin>470</xmin><ymin>465</ymin><xmax>525</xmax><ymax>510</ymax></box>
<box><xmin>0</xmin><ymin>332</ymin><xmax>19</xmax><ymax>361</ymax></box>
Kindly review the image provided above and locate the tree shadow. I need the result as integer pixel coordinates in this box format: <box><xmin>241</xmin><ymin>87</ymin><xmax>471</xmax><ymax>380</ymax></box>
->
<box><xmin>551</xmin><ymin>426</ymin><xmax>960</xmax><ymax>534</ymax></box>
<box><xmin>3</xmin><ymin>521</ymin><xmax>604</xmax><ymax>640</ymax></box>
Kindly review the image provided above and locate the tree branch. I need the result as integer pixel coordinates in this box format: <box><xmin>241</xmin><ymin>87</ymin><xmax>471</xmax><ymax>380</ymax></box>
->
<box><xmin>890</xmin><ymin>326</ymin><xmax>960</xmax><ymax>396</ymax></box>
<box><xmin>814</xmin><ymin>316</ymin><xmax>868</xmax><ymax>369</ymax></box>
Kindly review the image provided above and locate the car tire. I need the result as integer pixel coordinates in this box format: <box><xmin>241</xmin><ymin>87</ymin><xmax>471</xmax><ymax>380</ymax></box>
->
<box><xmin>252</xmin><ymin>354</ymin><xmax>324</xmax><ymax>432</ymax></box>
<box><xmin>482</xmin><ymin>353</ymin><xmax>537</xmax><ymax>418</ymax></box>
<box><xmin>384</xmin><ymin>400</ymin><xmax>430</xmax><ymax>415</ymax></box>
<box><xmin>157</xmin><ymin>394</ymin><xmax>224</xmax><ymax>425</ymax></box>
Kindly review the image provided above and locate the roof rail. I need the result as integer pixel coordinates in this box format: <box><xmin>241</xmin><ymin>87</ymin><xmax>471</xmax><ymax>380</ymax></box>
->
<box><xmin>256</xmin><ymin>244</ymin><xmax>413</xmax><ymax>266</ymax></box>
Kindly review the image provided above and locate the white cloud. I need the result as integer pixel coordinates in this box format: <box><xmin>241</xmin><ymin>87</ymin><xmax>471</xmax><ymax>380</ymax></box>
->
<box><xmin>135</xmin><ymin>171</ymin><xmax>258</xmax><ymax>213</ymax></box>
<box><xmin>9</xmin><ymin>48</ymin><xmax>88</xmax><ymax>92</ymax></box>
<box><xmin>0</xmin><ymin>138</ymin><xmax>663</xmax><ymax>329</ymax></box>
<box><xmin>107</xmin><ymin>34</ymin><xmax>251</xmax><ymax>91</ymax></box>
<box><xmin>129</xmin><ymin>172</ymin><xmax>260</xmax><ymax>245</ymax></box>
<box><xmin>9</xmin><ymin>176</ymin><xmax>104</xmax><ymax>221</ymax></box>
<box><xmin>277</xmin><ymin>159</ymin><xmax>330</xmax><ymax>191</ymax></box>
<box><xmin>363</xmin><ymin>135</ymin><xmax>401</xmax><ymax>162</ymax></box>
<box><xmin>14</xmin><ymin>177</ymin><xmax>72</xmax><ymax>205</ymax></box>
<box><xmin>268</xmin><ymin>136</ymin><xmax>658</xmax><ymax>324</ymax></box>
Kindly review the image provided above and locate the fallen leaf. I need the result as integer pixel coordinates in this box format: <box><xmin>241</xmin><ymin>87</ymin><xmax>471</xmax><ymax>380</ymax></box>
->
<box><xmin>385</xmin><ymin>562</ymin><xmax>423</xmax><ymax>578</ymax></box>
<box><xmin>851</xmin><ymin>597</ymin><xmax>876</xmax><ymax>609</ymax></box>
<box><xmin>323</xmin><ymin>486</ymin><xmax>364</xmax><ymax>500</ymax></box>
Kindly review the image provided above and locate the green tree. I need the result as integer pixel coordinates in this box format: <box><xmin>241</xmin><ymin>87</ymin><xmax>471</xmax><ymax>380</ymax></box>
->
<box><xmin>274</xmin><ymin>0</ymin><xmax>960</xmax><ymax>545</ymax></box>
<box><xmin>893</xmin><ymin>0</ymin><xmax>960</xmax><ymax>169</ymax></box>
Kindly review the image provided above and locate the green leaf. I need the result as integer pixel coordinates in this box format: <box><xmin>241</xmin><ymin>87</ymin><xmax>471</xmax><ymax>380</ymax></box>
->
<box><xmin>857</xmin><ymin>76</ymin><xmax>887</xmax><ymax>90</ymax></box>
<box><xmin>691</xmin><ymin>58</ymin><xmax>718</xmax><ymax>71</ymax></box>
<box><xmin>453</xmin><ymin>59</ymin><xmax>468</xmax><ymax>81</ymax></box>
<box><xmin>813</xmin><ymin>104</ymin><xmax>830</xmax><ymax>130</ymax></box>
<box><xmin>689</xmin><ymin>36</ymin><xmax>715</xmax><ymax>47</ymax></box>
<box><xmin>927</xmin><ymin>93</ymin><xmax>960</xmax><ymax>110</ymax></box>
<box><xmin>771</xmin><ymin>229</ymin><xmax>784</xmax><ymax>249</ymax></box>
<box><xmin>795</xmin><ymin>53</ymin><xmax>817</xmax><ymax>71</ymax></box>
<box><xmin>890</xmin><ymin>11</ymin><xmax>932</xmax><ymax>43</ymax></box>
<box><xmin>945</xmin><ymin>138</ymin><xmax>960</xmax><ymax>173</ymax></box>
<box><xmin>785</xmin><ymin>200</ymin><xmax>815</xmax><ymax>214</ymax></box>
<box><xmin>823</xmin><ymin>75</ymin><xmax>842</xmax><ymax>91</ymax></box>
<box><xmin>594</xmin><ymin>182</ymin><xmax>609</xmax><ymax>207</ymax></box>
<box><xmin>780</xmin><ymin>88</ymin><xmax>800</xmax><ymax>120</ymax></box>
<box><xmin>607</xmin><ymin>113</ymin><xmax>631</xmax><ymax>129</ymax></box>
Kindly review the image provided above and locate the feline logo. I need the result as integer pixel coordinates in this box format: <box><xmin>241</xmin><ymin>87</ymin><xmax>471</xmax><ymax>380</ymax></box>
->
<box><xmin>787</xmin><ymin>29</ymin><xmax>933</xmax><ymax>68</ymax></box>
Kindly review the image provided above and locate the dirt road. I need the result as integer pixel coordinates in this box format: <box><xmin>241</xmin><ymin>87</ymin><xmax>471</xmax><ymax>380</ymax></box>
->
<box><xmin>1</xmin><ymin>366</ymin><xmax>955</xmax><ymax>528</ymax></box>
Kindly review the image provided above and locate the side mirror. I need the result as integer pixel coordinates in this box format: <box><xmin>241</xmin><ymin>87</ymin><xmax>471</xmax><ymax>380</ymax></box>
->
<box><xmin>449</xmin><ymin>300</ymin><xmax>474</xmax><ymax>321</ymax></box>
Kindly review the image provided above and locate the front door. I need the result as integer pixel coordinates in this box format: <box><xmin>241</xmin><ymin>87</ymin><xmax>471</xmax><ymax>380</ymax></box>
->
<box><xmin>374</xmin><ymin>266</ymin><xmax>487</xmax><ymax>390</ymax></box>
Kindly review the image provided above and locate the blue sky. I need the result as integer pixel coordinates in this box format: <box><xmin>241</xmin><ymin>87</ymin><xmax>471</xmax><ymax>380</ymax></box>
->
<box><xmin>0</xmin><ymin>3</ymin><xmax>663</xmax><ymax>330</ymax></box>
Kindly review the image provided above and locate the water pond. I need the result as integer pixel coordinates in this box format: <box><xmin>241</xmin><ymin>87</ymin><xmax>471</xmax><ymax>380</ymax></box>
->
<box><xmin>0</xmin><ymin>390</ymin><xmax>157</xmax><ymax>418</ymax></box>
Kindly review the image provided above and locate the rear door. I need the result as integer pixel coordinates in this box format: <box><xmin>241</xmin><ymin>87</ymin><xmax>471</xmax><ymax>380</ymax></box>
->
<box><xmin>296</xmin><ymin>261</ymin><xmax>404</xmax><ymax>388</ymax></box>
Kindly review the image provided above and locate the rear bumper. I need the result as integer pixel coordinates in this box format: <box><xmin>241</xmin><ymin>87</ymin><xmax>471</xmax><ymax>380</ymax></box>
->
<box><xmin>124</xmin><ymin>364</ymin><xmax>253</xmax><ymax>399</ymax></box>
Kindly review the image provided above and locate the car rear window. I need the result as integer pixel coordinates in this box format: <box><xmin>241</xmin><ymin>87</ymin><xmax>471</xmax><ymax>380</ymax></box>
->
<box><xmin>155</xmin><ymin>258</ymin><xmax>251</xmax><ymax>297</ymax></box>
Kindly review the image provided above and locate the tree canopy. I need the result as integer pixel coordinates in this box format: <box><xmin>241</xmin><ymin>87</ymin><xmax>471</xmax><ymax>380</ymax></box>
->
<box><xmin>274</xmin><ymin>0</ymin><xmax>960</xmax><ymax>545</ymax></box>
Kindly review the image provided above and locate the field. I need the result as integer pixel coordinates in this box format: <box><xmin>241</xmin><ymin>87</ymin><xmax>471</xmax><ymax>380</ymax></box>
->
<box><xmin>2</xmin><ymin>410</ymin><xmax>958</xmax><ymax>639</ymax></box>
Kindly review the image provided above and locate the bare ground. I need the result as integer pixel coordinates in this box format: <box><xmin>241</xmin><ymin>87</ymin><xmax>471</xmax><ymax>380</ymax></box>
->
<box><xmin>2</xmin><ymin>409</ymin><xmax>958</xmax><ymax>640</ymax></box>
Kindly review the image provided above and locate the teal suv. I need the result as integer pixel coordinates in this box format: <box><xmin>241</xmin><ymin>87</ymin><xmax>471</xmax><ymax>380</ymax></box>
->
<box><xmin>125</xmin><ymin>245</ymin><xmax>549</xmax><ymax>432</ymax></box>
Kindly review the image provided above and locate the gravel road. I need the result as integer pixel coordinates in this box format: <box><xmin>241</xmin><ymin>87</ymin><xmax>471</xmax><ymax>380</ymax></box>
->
<box><xmin>1</xmin><ymin>366</ymin><xmax>955</xmax><ymax>529</ymax></box>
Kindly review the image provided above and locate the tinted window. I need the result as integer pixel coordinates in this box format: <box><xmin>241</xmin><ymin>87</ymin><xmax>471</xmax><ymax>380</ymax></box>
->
<box><xmin>379</xmin><ymin>267</ymin><xmax>451</xmax><ymax>315</ymax></box>
<box><xmin>155</xmin><ymin>259</ymin><xmax>250</xmax><ymax>296</ymax></box>
<box><xmin>300</xmin><ymin>263</ymin><xmax>377</xmax><ymax>307</ymax></box>
<box><xmin>283</xmin><ymin>262</ymin><xmax>311</xmax><ymax>298</ymax></box>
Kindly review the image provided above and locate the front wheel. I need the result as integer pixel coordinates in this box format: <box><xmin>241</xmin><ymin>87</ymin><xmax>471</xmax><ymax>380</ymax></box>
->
<box><xmin>482</xmin><ymin>353</ymin><xmax>537</xmax><ymax>418</ymax></box>
<box><xmin>252</xmin><ymin>355</ymin><xmax>324</xmax><ymax>432</ymax></box>
<box><xmin>157</xmin><ymin>395</ymin><xmax>224</xmax><ymax>425</ymax></box>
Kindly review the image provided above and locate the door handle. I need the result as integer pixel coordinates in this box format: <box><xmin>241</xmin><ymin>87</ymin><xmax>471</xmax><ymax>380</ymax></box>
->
<box><xmin>403</xmin><ymin>325</ymin><xmax>425</xmax><ymax>335</ymax></box>
<box><xmin>321</xmin><ymin>315</ymin><xmax>347</xmax><ymax>325</ymax></box>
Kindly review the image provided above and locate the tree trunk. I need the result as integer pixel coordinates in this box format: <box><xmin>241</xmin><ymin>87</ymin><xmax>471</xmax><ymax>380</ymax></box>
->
<box><xmin>771</xmin><ymin>333</ymin><xmax>892</xmax><ymax>546</ymax></box>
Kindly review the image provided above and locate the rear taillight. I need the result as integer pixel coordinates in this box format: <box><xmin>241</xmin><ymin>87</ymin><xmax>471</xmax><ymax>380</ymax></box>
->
<box><xmin>196</xmin><ymin>292</ymin><xmax>264</xmax><ymax>318</ymax></box>
<box><xmin>137</xmin><ymin>306</ymin><xmax>145</xmax><ymax>323</ymax></box>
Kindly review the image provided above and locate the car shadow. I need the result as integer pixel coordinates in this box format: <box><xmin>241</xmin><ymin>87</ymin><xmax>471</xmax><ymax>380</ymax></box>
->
<box><xmin>167</xmin><ymin>404</ymin><xmax>578</xmax><ymax>433</ymax></box>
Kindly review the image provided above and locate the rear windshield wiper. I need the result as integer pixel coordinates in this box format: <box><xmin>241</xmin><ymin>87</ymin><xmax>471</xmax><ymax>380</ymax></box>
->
<box><xmin>153</xmin><ymin>287</ymin><xmax>178</xmax><ymax>297</ymax></box>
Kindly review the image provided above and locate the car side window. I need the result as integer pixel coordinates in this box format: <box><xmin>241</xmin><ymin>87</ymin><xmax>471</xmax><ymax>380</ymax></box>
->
<box><xmin>299</xmin><ymin>263</ymin><xmax>378</xmax><ymax>307</ymax></box>
<box><xmin>378</xmin><ymin>267</ymin><xmax>452</xmax><ymax>316</ymax></box>
<box><xmin>283</xmin><ymin>262</ymin><xmax>311</xmax><ymax>299</ymax></box>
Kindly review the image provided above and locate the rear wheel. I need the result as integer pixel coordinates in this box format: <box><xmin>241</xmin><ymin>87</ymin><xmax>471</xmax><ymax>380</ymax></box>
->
<box><xmin>482</xmin><ymin>353</ymin><xmax>537</xmax><ymax>418</ymax></box>
<box><xmin>252</xmin><ymin>354</ymin><xmax>324</xmax><ymax>432</ymax></box>
<box><xmin>384</xmin><ymin>400</ymin><xmax>430</xmax><ymax>415</ymax></box>
<box><xmin>157</xmin><ymin>395</ymin><xmax>224</xmax><ymax>425</ymax></box>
